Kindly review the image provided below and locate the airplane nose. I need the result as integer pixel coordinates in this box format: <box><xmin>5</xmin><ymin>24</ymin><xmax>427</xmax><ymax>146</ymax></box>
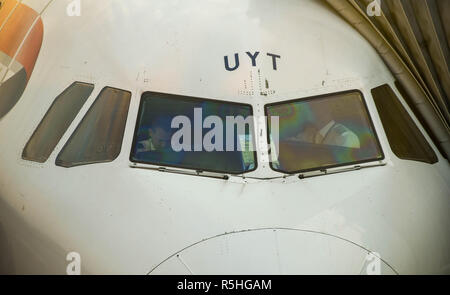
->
<box><xmin>149</xmin><ymin>228</ymin><xmax>396</xmax><ymax>275</ymax></box>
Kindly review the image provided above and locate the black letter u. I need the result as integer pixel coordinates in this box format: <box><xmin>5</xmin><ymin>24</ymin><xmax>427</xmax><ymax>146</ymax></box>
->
<box><xmin>224</xmin><ymin>53</ymin><xmax>239</xmax><ymax>71</ymax></box>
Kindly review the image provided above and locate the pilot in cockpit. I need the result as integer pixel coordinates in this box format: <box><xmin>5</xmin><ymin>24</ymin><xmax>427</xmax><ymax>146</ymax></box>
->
<box><xmin>135</xmin><ymin>117</ymin><xmax>172</xmax><ymax>153</ymax></box>
<box><xmin>291</xmin><ymin>106</ymin><xmax>361</xmax><ymax>149</ymax></box>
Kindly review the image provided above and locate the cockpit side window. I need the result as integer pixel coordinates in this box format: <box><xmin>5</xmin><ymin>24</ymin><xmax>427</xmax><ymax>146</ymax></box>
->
<box><xmin>56</xmin><ymin>87</ymin><xmax>131</xmax><ymax>168</ymax></box>
<box><xmin>265</xmin><ymin>91</ymin><xmax>384</xmax><ymax>173</ymax></box>
<box><xmin>371</xmin><ymin>84</ymin><xmax>438</xmax><ymax>164</ymax></box>
<box><xmin>130</xmin><ymin>92</ymin><xmax>257</xmax><ymax>174</ymax></box>
<box><xmin>22</xmin><ymin>82</ymin><xmax>94</xmax><ymax>163</ymax></box>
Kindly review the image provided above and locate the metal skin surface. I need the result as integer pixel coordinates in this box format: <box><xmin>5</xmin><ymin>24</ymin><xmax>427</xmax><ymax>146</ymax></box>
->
<box><xmin>0</xmin><ymin>0</ymin><xmax>449</xmax><ymax>274</ymax></box>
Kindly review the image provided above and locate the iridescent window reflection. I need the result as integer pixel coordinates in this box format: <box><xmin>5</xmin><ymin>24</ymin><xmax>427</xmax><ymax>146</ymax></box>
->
<box><xmin>266</xmin><ymin>91</ymin><xmax>383</xmax><ymax>173</ymax></box>
<box><xmin>130</xmin><ymin>92</ymin><xmax>256</xmax><ymax>174</ymax></box>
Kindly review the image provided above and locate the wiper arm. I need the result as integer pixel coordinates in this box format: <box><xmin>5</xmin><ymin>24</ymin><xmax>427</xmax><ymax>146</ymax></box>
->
<box><xmin>298</xmin><ymin>162</ymin><xmax>386</xmax><ymax>179</ymax></box>
<box><xmin>130</xmin><ymin>163</ymin><xmax>230</xmax><ymax>180</ymax></box>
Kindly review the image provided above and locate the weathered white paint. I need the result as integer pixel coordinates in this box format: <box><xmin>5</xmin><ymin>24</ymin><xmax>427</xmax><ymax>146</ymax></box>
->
<box><xmin>0</xmin><ymin>0</ymin><xmax>449</xmax><ymax>274</ymax></box>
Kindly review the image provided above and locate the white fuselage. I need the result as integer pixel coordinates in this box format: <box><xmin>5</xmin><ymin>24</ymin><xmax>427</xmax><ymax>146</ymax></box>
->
<box><xmin>0</xmin><ymin>0</ymin><xmax>449</xmax><ymax>274</ymax></box>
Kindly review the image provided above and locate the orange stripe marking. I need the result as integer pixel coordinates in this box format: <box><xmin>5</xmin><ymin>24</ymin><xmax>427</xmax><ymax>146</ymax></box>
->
<box><xmin>0</xmin><ymin>0</ymin><xmax>18</xmax><ymax>28</ymax></box>
<box><xmin>16</xmin><ymin>17</ymin><xmax>43</xmax><ymax>80</ymax></box>
<box><xmin>0</xmin><ymin>2</ymin><xmax>38</xmax><ymax>59</ymax></box>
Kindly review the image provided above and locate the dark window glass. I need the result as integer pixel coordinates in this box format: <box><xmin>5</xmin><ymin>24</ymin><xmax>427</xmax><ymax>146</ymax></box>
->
<box><xmin>22</xmin><ymin>82</ymin><xmax>94</xmax><ymax>162</ymax></box>
<box><xmin>130</xmin><ymin>92</ymin><xmax>256</xmax><ymax>174</ymax></box>
<box><xmin>394</xmin><ymin>81</ymin><xmax>445</xmax><ymax>159</ymax></box>
<box><xmin>266</xmin><ymin>91</ymin><xmax>384</xmax><ymax>173</ymax></box>
<box><xmin>56</xmin><ymin>87</ymin><xmax>131</xmax><ymax>167</ymax></box>
<box><xmin>372</xmin><ymin>84</ymin><xmax>438</xmax><ymax>164</ymax></box>
<box><xmin>0</xmin><ymin>65</ymin><xmax>27</xmax><ymax>119</ymax></box>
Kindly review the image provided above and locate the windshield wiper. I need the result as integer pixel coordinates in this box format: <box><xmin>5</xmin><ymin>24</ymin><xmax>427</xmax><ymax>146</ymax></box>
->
<box><xmin>298</xmin><ymin>162</ymin><xmax>386</xmax><ymax>179</ymax></box>
<box><xmin>130</xmin><ymin>163</ymin><xmax>230</xmax><ymax>180</ymax></box>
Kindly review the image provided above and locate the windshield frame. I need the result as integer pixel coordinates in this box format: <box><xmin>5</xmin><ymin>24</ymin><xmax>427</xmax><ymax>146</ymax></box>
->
<box><xmin>264</xmin><ymin>89</ymin><xmax>385</xmax><ymax>175</ymax></box>
<box><xmin>129</xmin><ymin>91</ymin><xmax>258</xmax><ymax>175</ymax></box>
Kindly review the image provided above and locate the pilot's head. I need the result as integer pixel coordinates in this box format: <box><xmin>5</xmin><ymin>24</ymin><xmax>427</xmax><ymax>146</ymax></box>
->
<box><xmin>148</xmin><ymin>116</ymin><xmax>173</xmax><ymax>150</ymax></box>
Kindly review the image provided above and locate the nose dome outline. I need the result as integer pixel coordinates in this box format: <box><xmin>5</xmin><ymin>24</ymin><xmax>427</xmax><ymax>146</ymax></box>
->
<box><xmin>148</xmin><ymin>227</ymin><xmax>397</xmax><ymax>275</ymax></box>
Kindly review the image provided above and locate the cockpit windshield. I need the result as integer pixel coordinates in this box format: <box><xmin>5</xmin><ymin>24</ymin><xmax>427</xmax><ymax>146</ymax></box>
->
<box><xmin>266</xmin><ymin>91</ymin><xmax>383</xmax><ymax>173</ymax></box>
<box><xmin>130</xmin><ymin>92</ymin><xmax>257</xmax><ymax>174</ymax></box>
